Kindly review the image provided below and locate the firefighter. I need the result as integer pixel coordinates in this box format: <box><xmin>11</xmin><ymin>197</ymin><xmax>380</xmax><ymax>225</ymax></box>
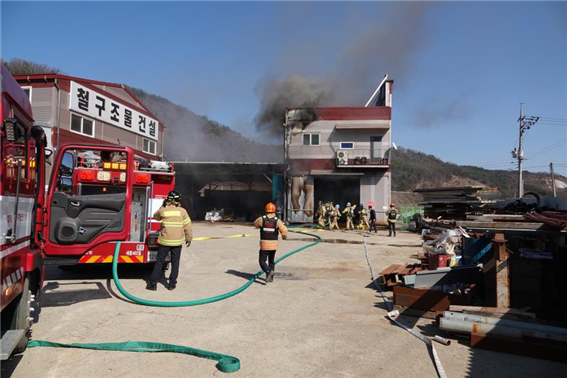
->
<box><xmin>330</xmin><ymin>204</ymin><xmax>341</xmax><ymax>231</ymax></box>
<box><xmin>324</xmin><ymin>201</ymin><xmax>333</xmax><ymax>226</ymax></box>
<box><xmin>254</xmin><ymin>202</ymin><xmax>288</xmax><ymax>283</ymax></box>
<box><xmin>359</xmin><ymin>204</ymin><xmax>370</xmax><ymax>231</ymax></box>
<box><xmin>147</xmin><ymin>190</ymin><xmax>193</xmax><ymax>291</ymax></box>
<box><xmin>316</xmin><ymin>201</ymin><xmax>326</xmax><ymax>229</ymax></box>
<box><xmin>387</xmin><ymin>202</ymin><xmax>399</xmax><ymax>237</ymax></box>
<box><xmin>342</xmin><ymin>202</ymin><xmax>357</xmax><ymax>230</ymax></box>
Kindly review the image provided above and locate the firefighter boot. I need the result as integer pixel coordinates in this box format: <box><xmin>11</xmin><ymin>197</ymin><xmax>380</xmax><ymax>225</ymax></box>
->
<box><xmin>266</xmin><ymin>270</ymin><xmax>274</xmax><ymax>283</ymax></box>
<box><xmin>146</xmin><ymin>283</ymin><xmax>157</xmax><ymax>291</ymax></box>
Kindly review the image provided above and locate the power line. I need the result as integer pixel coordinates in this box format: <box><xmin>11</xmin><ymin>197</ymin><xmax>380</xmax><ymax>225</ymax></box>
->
<box><xmin>539</xmin><ymin>117</ymin><xmax>567</xmax><ymax>122</ymax></box>
<box><xmin>525</xmin><ymin>138</ymin><xmax>567</xmax><ymax>160</ymax></box>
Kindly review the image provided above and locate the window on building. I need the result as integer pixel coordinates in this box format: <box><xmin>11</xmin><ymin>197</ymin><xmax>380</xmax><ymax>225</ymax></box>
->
<box><xmin>340</xmin><ymin>142</ymin><xmax>354</xmax><ymax>149</ymax></box>
<box><xmin>302</xmin><ymin>133</ymin><xmax>320</xmax><ymax>146</ymax></box>
<box><xmin>71</xmin><ymin>114</ymin><xmax>94</xmax><ymax>137</ymax></box>
<box><xmin>143</xmin><ymin>139</ymin><xmax>156</xmax><ymax>155</ymax></box>
<box><xmin>21</xmin><ymin>87</ymin><xmax>32</xmax><ymax>103</ymax></box>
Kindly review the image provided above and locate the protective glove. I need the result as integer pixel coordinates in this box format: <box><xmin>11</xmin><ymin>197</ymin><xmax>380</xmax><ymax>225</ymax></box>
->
<box><xmin>185</xmin><ymin>241</ymin><xmax>192</xmax><ymax>247</ymax></box>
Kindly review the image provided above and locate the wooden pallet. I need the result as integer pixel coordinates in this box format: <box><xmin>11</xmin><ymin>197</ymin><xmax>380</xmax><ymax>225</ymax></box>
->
<box><xmin>417</xmin><ymin>252</ymin><xmax>429</xmax><ymax>270</ymax></box>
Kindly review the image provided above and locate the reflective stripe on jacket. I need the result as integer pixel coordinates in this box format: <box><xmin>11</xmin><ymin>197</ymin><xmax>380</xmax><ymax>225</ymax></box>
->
<box><xmin>387</xmin><ymin>208</ymin><xmax>398</xmax><ymax>223</ymax></box>
<box><xmin>154</xmin><ymin>204</ymin><xmax>193</xmax><ymax>246</ymax></box>
<box><xmin>254</xmin><ymin>214</ymin><xmax>288</xmax><ymax>251</ymax></box>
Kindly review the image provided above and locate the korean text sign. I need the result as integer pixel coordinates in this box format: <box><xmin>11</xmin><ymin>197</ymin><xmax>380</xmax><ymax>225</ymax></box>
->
<box><xmin>69</xmin><ymin>81</ymin><xmax>158</xmax><ymax>141</ymax></box>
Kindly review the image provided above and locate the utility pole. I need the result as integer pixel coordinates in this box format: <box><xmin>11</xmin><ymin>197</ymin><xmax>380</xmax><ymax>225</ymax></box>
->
<box><xmin>512</xmin><ymin>104</ymin><xmax>539</xmax><ymax>198</ymax></box>
<box><xmin>550</xmin><ymin>162</ymin><xmax>557</xmax><ymax>197</ymax></box>
<box><xmin>518</xmin><ymin>103</ymin><xmax>524</xmax><ymax>198</ymax></box>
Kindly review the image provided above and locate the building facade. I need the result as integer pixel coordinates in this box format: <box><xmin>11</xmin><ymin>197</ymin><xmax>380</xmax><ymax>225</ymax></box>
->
<box><xmin>14</xmin><ymin>74</ymin><xmax>165</xmax><ymax>164</ymax></box>
<box><xmin>284</xmin><ymin>79</ymin><xmax>393</xmax><ymax>224</ymax></box>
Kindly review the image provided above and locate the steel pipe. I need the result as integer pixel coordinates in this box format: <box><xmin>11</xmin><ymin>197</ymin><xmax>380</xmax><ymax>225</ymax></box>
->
<box><xmin>439</xmin><ymin>318</ymin><xmax>567</xmax><ymax>343</ymax></box>
<box><xmin>443</xmin><ymin>311</ymin><xmax>567</xmax><ymax>336</ymax></box>
<box><xmin>433</xmin><ymin>336</ymin><xmax>451</xmax><ymax>346</ymax></box>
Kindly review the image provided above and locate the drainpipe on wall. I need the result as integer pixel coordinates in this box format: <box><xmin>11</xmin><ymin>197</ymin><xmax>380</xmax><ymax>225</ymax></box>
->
<box><xmin>161</xmin><ymin>125</ymin><xmax>166</xmax><ymax>161</ymax></box>
<box><xmin>283</xmin><ymin>120</ymin><xmax>289</xmax><ymax>222</ymax></box>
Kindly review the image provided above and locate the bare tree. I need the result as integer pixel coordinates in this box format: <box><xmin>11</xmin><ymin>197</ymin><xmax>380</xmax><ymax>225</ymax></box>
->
<box><xmin>1</xmin><ymin>58</ymin><xmax>64</xmax><ymax>75</ymax></box>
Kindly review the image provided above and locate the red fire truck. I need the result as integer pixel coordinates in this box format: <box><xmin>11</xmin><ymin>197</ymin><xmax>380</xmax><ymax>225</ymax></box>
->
<box><xmin>2</xmin><ymin>65</ymin><xmax>176</xmax><ymax>359</ymax></box>
<box><xmin>1</xmin><ymin>65</ymin><xmax>47</xmax><ymax>359</ymax></box>
<box><xmin>44</xmin><ymin>144</ymin><xmax>175</xmax><ymax>266</ymax></box>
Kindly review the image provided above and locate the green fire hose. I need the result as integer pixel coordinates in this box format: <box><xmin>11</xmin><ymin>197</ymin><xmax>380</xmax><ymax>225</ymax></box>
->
<box><xmin>28</xmin><ymin>229</ymin><xmax>321</xmax><ymax>374</ymax></box>
<box><xmin>27</xmin><ymin>340</ymin><xmax>241</xmax><ymax>373</ymax></box>
<box><xmin>111</xmin><ymin>229</ymin><xmax>321</xmax><ymax>307</ymax></box>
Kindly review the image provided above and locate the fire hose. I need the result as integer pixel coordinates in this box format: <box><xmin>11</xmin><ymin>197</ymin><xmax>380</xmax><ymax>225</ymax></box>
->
<box><xmin>28</xmin><ymin>229</ymin><xmax>322</xmax><ymax>374</ymax></box>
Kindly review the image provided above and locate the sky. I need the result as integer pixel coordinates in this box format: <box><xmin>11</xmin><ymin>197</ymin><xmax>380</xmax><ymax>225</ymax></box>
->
<box><xmin>2</xmin><ymin>1</ymin><xmax>566</xmax><ymax>176</ymax></box>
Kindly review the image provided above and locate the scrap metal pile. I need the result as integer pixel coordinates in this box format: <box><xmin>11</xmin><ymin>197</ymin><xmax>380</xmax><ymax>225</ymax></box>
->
<box><xmin>414</xmin><ymin>186</ymin><xmax>499</xmax><ymax>220</ymax></box>
<box><xmin>379</xmin><ymin>202</ymin><xmax>567</xmax><ymax>363</ymax></box>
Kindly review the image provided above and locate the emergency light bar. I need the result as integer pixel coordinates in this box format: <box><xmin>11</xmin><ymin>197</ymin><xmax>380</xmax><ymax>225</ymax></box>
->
<box><xmin>102</xmin><ymin>162</ymin><xmax>127</xmax><ymax>170</ymax></box>
<box><xmin>77</xmin><ymin>169</ymin><xmax>127</xmax><ymax>184</ymax></box>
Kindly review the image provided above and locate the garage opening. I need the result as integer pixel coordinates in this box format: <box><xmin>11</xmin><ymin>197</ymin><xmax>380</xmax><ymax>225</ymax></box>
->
<box><xmin>173</xmin><ymin>162</ymin><xmax>283</xmax><ymax>221</ymax></box>
<box><xmin>314</xmin><ymin>176</ymin><xmax>360</xmax><ymax>210</ymax></box>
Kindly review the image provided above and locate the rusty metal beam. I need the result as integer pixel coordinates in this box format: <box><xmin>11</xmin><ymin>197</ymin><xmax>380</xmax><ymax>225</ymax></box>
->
<box><xmin>493</xmin><ymin>233</ymin><xmax>510</xmax><ymax>308</ymax></box>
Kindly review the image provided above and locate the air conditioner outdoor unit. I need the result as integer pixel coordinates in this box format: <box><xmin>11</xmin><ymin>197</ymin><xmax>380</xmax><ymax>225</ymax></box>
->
<box><xmin>336</xmin><ymin>150</ymin><xmax>349</xmax><ymax>165</ymax></box>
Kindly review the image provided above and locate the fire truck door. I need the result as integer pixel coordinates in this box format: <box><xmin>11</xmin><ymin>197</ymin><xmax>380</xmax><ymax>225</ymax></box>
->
<box><xmin>49</xmin><ymin>192</ymin><xmax>126</xmax><ymax>245</ymax></box>
<box><xmin>47</xmin><ymin>149</ymin><xmax>129</xmax><ymax>246</ymax></box>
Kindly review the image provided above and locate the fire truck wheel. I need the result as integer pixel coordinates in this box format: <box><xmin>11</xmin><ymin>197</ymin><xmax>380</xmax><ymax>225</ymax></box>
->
<box><xmin>12</xmin><ymin>277</ymin><xmax>31</xmax><ymax>354</ymax></box>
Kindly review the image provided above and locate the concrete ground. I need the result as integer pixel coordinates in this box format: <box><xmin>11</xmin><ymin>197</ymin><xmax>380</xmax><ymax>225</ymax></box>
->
<box><xmin>3</xmin><ymin>223</ymin><xmax>566</xmax><ymax>378</ymax></box>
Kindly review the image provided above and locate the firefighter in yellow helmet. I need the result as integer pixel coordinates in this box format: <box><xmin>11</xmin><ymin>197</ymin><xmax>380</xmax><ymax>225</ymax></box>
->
<box><xmin>387</xmin><ymin>202</ymin><xmax>399</xmax><ymax>237</ymax></box>
<box><xmin>342</xmin><ymin>202</ymin><xmax>356</xmax><ymax>230</ymax></box>
<box><xmin>330</xmin><ymin>204</ymin><xmax>341</xmax><ymax>231</ymax></box>
<box><xmin>254</xmin><ymin>202</ymin><xmax>288</xmax><ymax>283</ymax></box>
<box><xmin>147</xmin><ymin>190</ymin><xmax>193</xmax><ymax>291</ymax></box>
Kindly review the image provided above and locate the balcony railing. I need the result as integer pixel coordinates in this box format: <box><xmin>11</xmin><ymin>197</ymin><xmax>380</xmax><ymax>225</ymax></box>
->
<box><xmin>335</xmin><ymin>149</ymin><xmax>389</xmax><ymax>167</ymax></box>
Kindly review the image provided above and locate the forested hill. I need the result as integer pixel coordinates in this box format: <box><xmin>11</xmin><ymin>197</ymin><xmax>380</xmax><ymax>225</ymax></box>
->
<box><xmin>392</xmin><ymin>148</ymin><xmax>566</xmax><ymax>198</ymax></box>
<box><xmin>127</xmin><ymin>87</ymin><xmax>283</xmax><ymax>162</ymax></box>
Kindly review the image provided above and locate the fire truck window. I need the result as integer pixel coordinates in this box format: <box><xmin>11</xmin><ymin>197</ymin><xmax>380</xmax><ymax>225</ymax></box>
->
<box><xmin>60</xmin><ymin>152</ymin><xmax>74</xmax><ymax>176</ymax></box>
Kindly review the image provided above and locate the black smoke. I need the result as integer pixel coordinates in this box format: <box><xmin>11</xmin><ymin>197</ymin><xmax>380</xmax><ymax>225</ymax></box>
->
<box><xmin>254</xmin><ymin>2</ymin><xmax>435</xmax><ymax>138</ymax></box>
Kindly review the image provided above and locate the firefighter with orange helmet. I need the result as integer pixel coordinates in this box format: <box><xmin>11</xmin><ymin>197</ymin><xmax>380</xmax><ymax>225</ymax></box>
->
<box><xmin>387</xmin><ymin>202</ymin><xmax>399</xmax><ymax>237</ymax></box>
<box><xmin>147</xmin><ymin>190</ymin><xmax>193</xmax><ymax>291</ymax></box>
<box><xmin>254</xmin><ymin>202</ymin><xmax>288</xmax><ymax>283</ymax></box>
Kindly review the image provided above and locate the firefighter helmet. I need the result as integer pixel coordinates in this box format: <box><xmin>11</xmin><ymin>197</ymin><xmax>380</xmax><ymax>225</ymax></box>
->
<box><xmin>265</xmin><ymin>202</ymin><xmax>276</xmax><ymax>213</ymax></box>
<box><xmin>167</xmin><ymin>190</ymin><xmax>181</xmax><ymax>203</ymax></box>
<box><xmin>390</xmin><ymin>202</ymin><xmax>395</xmax><ymax>207</ymax></box>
